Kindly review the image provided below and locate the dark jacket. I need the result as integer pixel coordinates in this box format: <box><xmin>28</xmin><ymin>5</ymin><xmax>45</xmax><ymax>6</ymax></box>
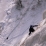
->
<box><xmin>29</xmin><ymin>25</ymin><xmax>38</xmax><ymax>35</ymax></box>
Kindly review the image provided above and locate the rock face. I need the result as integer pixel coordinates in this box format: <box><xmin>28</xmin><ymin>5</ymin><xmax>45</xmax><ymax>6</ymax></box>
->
<box><xmin>43</xmin><ymin>10</ymin><xmax>46</xmax><ymax>19</ymax></box>
<box><xmin>19</xmin><ymin>19</ymin><xmax>46</xmax><ymax>46</ymax></box>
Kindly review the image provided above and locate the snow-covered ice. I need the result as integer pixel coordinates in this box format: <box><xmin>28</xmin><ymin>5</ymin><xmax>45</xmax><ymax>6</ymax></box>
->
<box><xmin>0</xmin><ymin>0</ymin><xmax>46</xmax><ymax>46</ymax></box>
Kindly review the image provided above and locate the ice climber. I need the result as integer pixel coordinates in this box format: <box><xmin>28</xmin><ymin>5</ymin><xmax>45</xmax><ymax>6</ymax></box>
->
<box><xmin>29</xmin><ymin>25</ymin><xmax>38</xmax><ymax>35</ymax></box>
